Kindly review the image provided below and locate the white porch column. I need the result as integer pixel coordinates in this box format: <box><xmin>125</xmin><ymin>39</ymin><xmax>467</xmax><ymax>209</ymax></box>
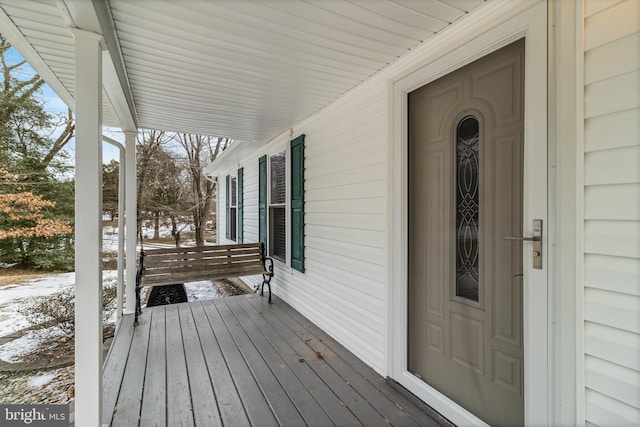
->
<box><xmin>124</xmin><ymin>131</ymin><xmax>137</xmax><ymax>314</ymax></box>
<box><xmin>71</xmin><ymin>28</ymin><xmax>103</xmax><ymax>426</ymax></box>
<box><xmin>116</xmin><ymin>142</ymin><xmax>126</xmax><ymax>321</ymax></box>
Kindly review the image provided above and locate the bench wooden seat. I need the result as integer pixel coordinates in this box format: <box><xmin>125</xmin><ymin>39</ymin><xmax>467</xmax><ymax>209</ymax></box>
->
<box><xmin>135</xmin><ymin>242</ymin><xmax>273</xmax><ymax>325</ymax></box>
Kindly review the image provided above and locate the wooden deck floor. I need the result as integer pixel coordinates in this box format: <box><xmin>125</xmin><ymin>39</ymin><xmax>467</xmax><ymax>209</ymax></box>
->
<box><xmin>102</xmin><ymin>294</ymin><xmax>452</xmax><ymax>427</ymax></box>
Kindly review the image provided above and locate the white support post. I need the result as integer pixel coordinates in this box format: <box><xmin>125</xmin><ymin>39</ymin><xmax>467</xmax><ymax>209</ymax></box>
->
<box><xmin>72</xmin><ymin>28</ymin><xmax>103</xmax><ymax>427</ymax></box>
<box><xmin>124</xmin><ymin>131</ymin><xmax>137</xmax><ymax>314</ymax></box>
<box><xmin>117</xmin><ymin>147</ymin><xmax>125</xmax><ymax>321</ymax></box>
<box><xmin>102</xmin><ymin>136</ymin><xmax>125</xmax><ymax>323</ymax></box>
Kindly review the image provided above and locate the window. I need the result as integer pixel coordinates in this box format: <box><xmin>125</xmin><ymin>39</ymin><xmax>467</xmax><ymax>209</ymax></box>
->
<box><xmin>225</xmin><ymin>175</ymin><xmax>230</xmax><ymax>240</ymax></box>
<box><xmin>258</xmin><ymin>134</ymin><xmax>304</xmax><ymax>271</ymax></box>
<box><xmin>455</xmin><ymin>116</ymin><xmax>480</xmax><ymax>302</ymax></box>
<box><xmin>225</xmin><ymin>172</ymin><xmax>243</xmax><ymax>242</ymax></box>
<box><xmin>259</xmin><ymin>157</ymin><xmax>267</xmax><ymax>249</ymax></box>
<box><xmin>237</xmin><ymin>168</ymin><xmax>244</xmax><ymax>244</ymax></box>
<box><xmin>269</xmin><ymin>150</ymin><xmax>286</xmax><ymax>262</ymax></box>
<box><xmin>229</xmin><ymin>176</ymin><xmax>237</xmax><ymax>241</ymax></box>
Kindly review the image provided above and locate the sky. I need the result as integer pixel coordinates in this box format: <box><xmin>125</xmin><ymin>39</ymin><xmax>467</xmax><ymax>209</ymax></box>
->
<box><xmin>5</xmin><ymin>46</ymin><xmax>121</xmax><ymax>165</ymax></box>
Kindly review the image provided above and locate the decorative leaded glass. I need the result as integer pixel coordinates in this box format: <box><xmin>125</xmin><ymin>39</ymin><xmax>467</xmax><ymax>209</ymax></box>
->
<box><xmin>455</xmin><ymin>117</ymin><xmax>480</xmax><ymax>302</ymax></box>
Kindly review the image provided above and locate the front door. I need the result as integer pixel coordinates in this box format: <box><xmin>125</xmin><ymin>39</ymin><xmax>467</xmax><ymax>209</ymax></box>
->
<box><xmin>408</xmin><ymin>39</ymin><xmax>525</xmax><ymax>426</ymax></box>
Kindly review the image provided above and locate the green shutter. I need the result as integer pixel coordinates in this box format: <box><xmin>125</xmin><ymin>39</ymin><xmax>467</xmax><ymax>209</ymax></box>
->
<box><xmin>237</xmin><ymin>167</ymin><xmax>244</xmax><ymax>244</ymax></box>
<box><xmin>225</xmin><ymin>175</ymin><xmax>230</xmax><ymax>240</ymax></box>
<box><xmin>258</xmin><ymin>155</ymin><xmax>267</xmax><ymax>249</ymax></box>
<box><xmin>290</xmin><ymin>134</ymin><xmax>305</xmax><ymax>272</ymax></box>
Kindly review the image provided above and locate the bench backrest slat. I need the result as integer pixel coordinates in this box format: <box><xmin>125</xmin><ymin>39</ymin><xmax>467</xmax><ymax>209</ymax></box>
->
<box><xmin>144</xmin><ymin>253</ymin><xmax>262</xmax><ymax>269</ymax></box>
<box><xmin>139</xmin><ymin>243</ymin><xmax>268</xmax><ymax>288</ymax></box>
<box><xmin>144</xmin><ymin>247</ymin><xmax>262</xmax><ymax>263</ymax></box>
<box><xmin>141</xmin><ymin>242</ymin><xmax>262</xmax><ymax>256</ymax></box>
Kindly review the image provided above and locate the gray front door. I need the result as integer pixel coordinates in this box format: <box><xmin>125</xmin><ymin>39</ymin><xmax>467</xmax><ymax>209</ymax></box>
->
<box><xmin>408</xmin><ymin>39</ymin><xmax>525</xmax><ymax>427</ymax></box>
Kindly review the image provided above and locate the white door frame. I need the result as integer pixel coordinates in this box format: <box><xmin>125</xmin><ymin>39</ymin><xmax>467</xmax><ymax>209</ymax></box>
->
<box><xmin>388</xmin><ymin>2</ymin><xmax>549</xmax><ymax>425</ymax></box>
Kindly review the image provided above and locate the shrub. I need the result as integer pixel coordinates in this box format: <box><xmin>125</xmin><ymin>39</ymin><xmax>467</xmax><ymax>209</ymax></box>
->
<box><xmin>0</xmin><ymin>236</ymin><xmax>74</xmax><ymax>272</ymax></box>
<box><xmin>18</xmin><ymin>283</ymin><xmax>117</xmax><ymax>334</ymax></box>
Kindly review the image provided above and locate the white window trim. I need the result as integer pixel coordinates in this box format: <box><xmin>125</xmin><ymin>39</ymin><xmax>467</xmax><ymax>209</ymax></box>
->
<box><xmin>220</xmin><ymin>171</ymin><xmax>238</xmax><ymax>244</ymax></box>
<box><xmin>261</xmin><ymin>134</ymin><xmax>292</xmax><ymax>273</ymax></box>
<box><xmin>230</xmin><ymin>175</ymin><xmax>237</xmax><ymax>242</ymax></box>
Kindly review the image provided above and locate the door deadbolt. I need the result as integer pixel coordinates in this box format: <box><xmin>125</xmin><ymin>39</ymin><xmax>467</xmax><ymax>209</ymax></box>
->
<box><xmin>504</xmin><ymin>219</ymin><xmax>543</xmax><ymax>269</ymax></box>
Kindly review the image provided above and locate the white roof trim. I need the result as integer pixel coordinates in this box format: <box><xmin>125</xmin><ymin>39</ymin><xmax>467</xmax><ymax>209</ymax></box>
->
<box><xmin>102</xmin><ymin>50</ymin><xmax>136</xmax><ymax>131</ymax></box>
<box><xmin>205</xmin><ymin>128</ymin><xmax>293</xmax><ymax>177</ymax></box>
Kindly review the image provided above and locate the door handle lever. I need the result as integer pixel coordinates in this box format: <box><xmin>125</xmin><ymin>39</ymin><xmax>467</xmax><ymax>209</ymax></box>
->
<box><xmin>504</xmin><ymin>235</ymin><xmax>540</xmax><ymax>241</ymax></box>
<box><xmin>504</xmin><ymin>219</ymin><xmax>543</xmax><ymax>269</ymax></box>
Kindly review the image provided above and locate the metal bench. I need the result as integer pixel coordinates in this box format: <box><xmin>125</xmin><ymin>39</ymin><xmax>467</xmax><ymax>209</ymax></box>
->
<box><xmin>135</xmin><ymin>242</ymin><xmax>274</xmax><ymax>325</ymax></box>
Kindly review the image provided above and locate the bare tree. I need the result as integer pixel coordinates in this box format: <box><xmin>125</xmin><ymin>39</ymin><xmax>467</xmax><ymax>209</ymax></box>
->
<box><xmin>147</xmin><ymin>148</ymin><xmax>190</xmax><ymax>246</ymax></box>
<box><xmin>136</xmin><ymin>130</ymin><xmax>168</xmax><ymax>241</ymax></box>
<box><xmin>175</xmin><ymin>134</ymin><xmax>228</xmax><ymax>246</ymax></box>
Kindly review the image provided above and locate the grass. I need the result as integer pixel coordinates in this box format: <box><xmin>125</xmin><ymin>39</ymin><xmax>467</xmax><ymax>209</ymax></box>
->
<box><xmin>0</xmin><ymin>365</ymin><xmax>74</xmax><ymax>404</ymax></box>
<box><xmin>0</xmin><ymin>268</ymin><xmax>47</xmax><ymax>287</ymax></box>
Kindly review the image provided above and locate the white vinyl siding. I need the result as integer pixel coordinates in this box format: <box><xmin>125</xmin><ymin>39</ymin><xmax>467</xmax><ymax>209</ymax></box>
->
<box><xmin>284</xmin><ymin>85</ymin><xmax>388</xmax><ymax>371</ymax></box>
<box><xmin>583</xmin><ymin>1</ymin><xmax>640</xmax><ymax>425</ymax></box>
<box><xmin>243</xmin><ymin>159</ymin><xmax>259</xmax><ymax>244</ymax></box>
<box><xmin>230</xmin><ymin>85</ymin><xmax>388</xmax><ymax>372</ymax></box>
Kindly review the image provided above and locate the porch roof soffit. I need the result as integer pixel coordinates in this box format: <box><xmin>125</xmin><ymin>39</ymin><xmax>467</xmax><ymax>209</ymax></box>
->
<box><xmin>0</xmin><ymin>0</ymin><xmax>138</xmax><ymax>132</ymax></box>
<box><xmin>0</xmin><ymin>0</ymin><xmax>488</xmax><ymax>143</ymax></box>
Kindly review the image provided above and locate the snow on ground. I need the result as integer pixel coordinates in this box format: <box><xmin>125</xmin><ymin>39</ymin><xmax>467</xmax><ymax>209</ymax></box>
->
<box><xmin>0</xmin><ymin>270</ymin><xmax>118</xmax><ymax>337</ymax></box>
<box><xmin>0</xmin><ymin>277</ymin><xmax>220</xmax><ymax>362</ymax></box>
<box><xmin>0</xmin><ymin>274</ymin><xmax>73</xmax><ymax>337</ymax></box>
<box><xmin>0</xmin><ymin>273</ymin><xmax>74</xmax><ymax>303</ymax></box>
<box><xmin>185</xmin><ymin>281</ymin><xmax>222</xmax><ymax>301</ymax></box>
<box><xmin>0</xmin><ymin>365</ymin><xmax>74</xmax><ymax>404</ymax></box>
<box><xmin>0</xmin><ymin>326</ymin><xmax>66</xmax><ymax>363</ymax></box>
<box><xmin>0</xmin><ymin>220</ymin><xmax>224</xmax><ymax>364</ymax></box>
<box><xmin>102</xmin><ymin>221</ymin><xmax>206</xmax><ymax>253</ymax></box>
<box><xmin>27</xmin><ymin>372</ymin><xmax>57</xmax><ymax>388</ymax></box>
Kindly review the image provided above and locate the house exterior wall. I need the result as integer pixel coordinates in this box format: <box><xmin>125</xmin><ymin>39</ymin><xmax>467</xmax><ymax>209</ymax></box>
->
<box><xmin>212</xmin><ymin>0</ymin><xmax>640</xmax><ymax>423</ymax></box>
<box><xmin>217</xmin><ymin>84</ymin><xmax>389</xmax><ymax>371</ymax></box>
<box><xmin>214</xmin><ymin>2</ymin><xmax>547</xmax><ymax>379</ymax></box>
<box><xmin>582</xmin><ymin>1</ymin><xmax>640</xmax><ymax>425</ymax></box>
<box><xmin>289</xmin><ymin>85</ymin><xmax>389</xmax><ymax>371</ymax></box>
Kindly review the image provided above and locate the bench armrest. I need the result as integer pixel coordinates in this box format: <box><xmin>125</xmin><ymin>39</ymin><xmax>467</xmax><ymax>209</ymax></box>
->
<box><xmin>263</xmin><ymin>256</ymin><xmax>274</xmax><ymax>277</ymax></box>
<box><xmin>260</xmin><ymin>256</ymin><xmax>274</xmax><ymax>303</ymax></box>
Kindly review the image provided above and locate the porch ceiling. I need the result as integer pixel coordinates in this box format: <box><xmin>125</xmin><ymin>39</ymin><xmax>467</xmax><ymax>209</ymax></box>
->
<box><xmin>0</xmin><ymin>0</ymin><xmax>486</xmax><ymax>143</ymax></box>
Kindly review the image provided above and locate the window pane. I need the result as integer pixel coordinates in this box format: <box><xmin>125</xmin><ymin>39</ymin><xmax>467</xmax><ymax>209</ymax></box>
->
<box><xmin>230</xmin><ymin>207</ymin><xmax>237</xmax><ymax>241</ymax></box>
<box><xmin>269</xmin><ymin>206</ymin><xmax>286</xmax><ymax>262</ymax></box>
<box><xmin>455</xmin><ymin>116</ymin><xmax>480</xmax><ymax>302</ymax></box>
<box><xmin>270</xmin><ymin>150</ymin><xmax>286</xmax><ymax>204</ymax></box>
<box><xmin>231</xmin><ymin>177</ymin><xmax>237</xmax><ymax>207</ymax></box>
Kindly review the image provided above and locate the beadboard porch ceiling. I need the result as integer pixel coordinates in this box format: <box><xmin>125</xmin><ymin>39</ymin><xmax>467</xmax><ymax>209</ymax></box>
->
<box><xmin>0</xmin><ymin>0</ymin><xmax>485</xmax><ymax>143</ymax></box>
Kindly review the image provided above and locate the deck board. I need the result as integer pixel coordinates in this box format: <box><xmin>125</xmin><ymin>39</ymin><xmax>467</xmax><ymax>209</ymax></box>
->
<box><xmin>274</xmin><ymin>302</ymin><xmax>451</xmax><ymax>426</ymax></box>
<box><xmin>103</xmin><ymin>294</ymin><xmax>452</xmax><ymax>427</ymax></box>
<box><xmin>178</xmin><ymin>303</ymin><xmax>222</xmax><ymax>427</ymax></box>
<box><xmin>110</xmin><ymin>314</ymin><xmax>150</xmax><ymax>426</ymax></box>
<box><xmin>233</xmin><ymin>297</ymin><xmax>363</xmax><ymax>426</ymax></box>
<box><xmin>215</xmin><ymin>299</ymin><xmax>306</xmax><ymax>427</ymax></box>
<box><xmin>282</xmin><ymin>304</ymin><xmax>449</xmax><ymax>425</ymax></box>
<box><xmin>201</xmin><ymin>299</ymin><xmax>278</xmax><ymax>427</ymax></box>
<box><xmin>225</xmin><ymin>298</ymin><xmax>334</xmax><ymax>427</ymax></box>
<box><xmin>165</xmin><ymin>304</ymin><xmax>194</xmax><ymax>426</ymax></box>
<box><xmin>140</xmin><ymin>309</ymin><xmax>167</xmax><ymax>427</ymax></box>
<box><xmin>239</xmin><ymin>296</ymin><xmax>388</xmax><ymax>426</ymax></box>
<box><xmin>102</xmin><ymin>314</ymin><xmax>135</xmax><ymax>427</ymax></box>
<box><xmin>190</xmin><ymin>302</ymin><xmax>252</xmax><ymax>427</ymax></box>
<box><xmin>272</xmin><ymin>299</ymin><xmax>436</xmax><ymax>427</ymax></box>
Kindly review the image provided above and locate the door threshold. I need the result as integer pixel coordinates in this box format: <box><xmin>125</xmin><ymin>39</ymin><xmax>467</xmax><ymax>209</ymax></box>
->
<box><xmin>385</xmin><ymin>377</ymin><xmax>455</xmax><ymax>427</ymax></box>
